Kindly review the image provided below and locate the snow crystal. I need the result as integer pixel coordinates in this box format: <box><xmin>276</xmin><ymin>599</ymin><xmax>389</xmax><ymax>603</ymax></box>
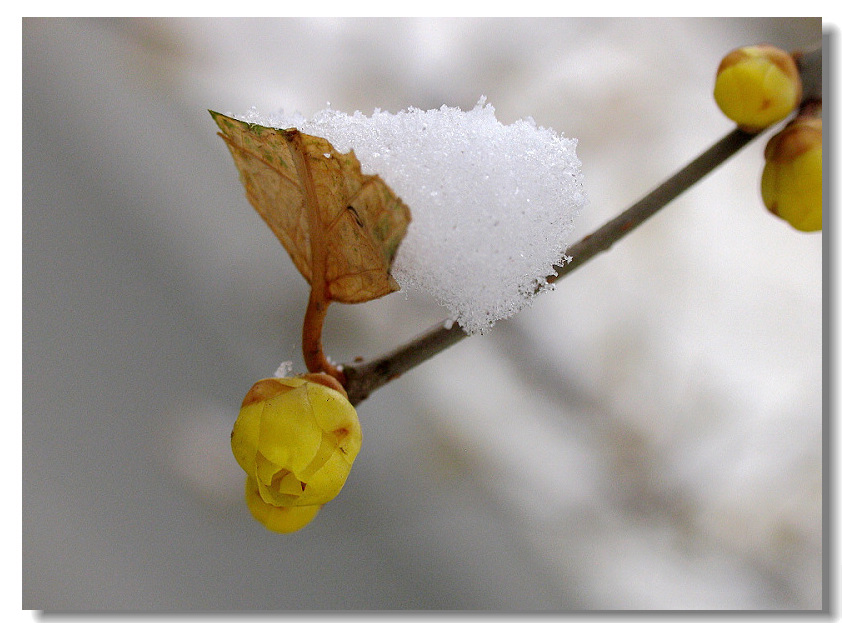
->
<box><xmin>273</xmin><ymin>361</ymin><xmax>294</xmax><ymax>378</ymax></box>
<box><xmin>239</xmin><ymin>98</ymin><xmax>587</xmax><ymax>334</ymax></box>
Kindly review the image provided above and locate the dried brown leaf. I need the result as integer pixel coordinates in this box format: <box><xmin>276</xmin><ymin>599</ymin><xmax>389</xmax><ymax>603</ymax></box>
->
<box><xmin>211</xmin><ymin>111</ymin><xmax>411</xmax><ymax>304</ymax></box>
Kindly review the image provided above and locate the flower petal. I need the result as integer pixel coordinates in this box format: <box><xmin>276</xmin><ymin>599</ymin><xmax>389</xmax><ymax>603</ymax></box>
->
<box><xmin>258</xmin><ymin>385</ymin><xmax>322</xmax><ymax>471</ymax></box>
<box><xmin>230</xmin><ymin>400</ymin><xmax>264</xmax><ymax>475</ymax></box>
<box><xmin>244</xmin><ymin>476</ymin><xmax>320</xmax><ymax>533</ymax></box>
<box><xmin>307</xmin><ymin>383</ymin><xmax>361</xmax><ymax>446</ymax></box>
<box><xmin>232</xmin><ymin>377</ymin><xmax>303</xmax><ymax>475</ymax></box>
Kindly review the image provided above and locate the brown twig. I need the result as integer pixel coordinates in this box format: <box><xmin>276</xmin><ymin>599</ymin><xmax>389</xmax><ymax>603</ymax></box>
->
<box><xmin>343</xmin><ymin>319</ymin><xmax>465</xmax><ymax>405</ymax></box>
<box><xmin>547</xmin><ymin>128</ymin><xmax>757</xmax><ymax>284</ymax></box>
<box><xmin>342</xmin><ymin>128</ymin><xmax>758</xmax><ymax>405</ymax></box>
<box><xmin>794</xmin><ymin>44</ymin><xmax>822</xmax><ymax>104</ymax></box>
<box><xmin>339</xmin><ymin>43</ymin><xmax>821</xmax><ymax>406</ymax></box>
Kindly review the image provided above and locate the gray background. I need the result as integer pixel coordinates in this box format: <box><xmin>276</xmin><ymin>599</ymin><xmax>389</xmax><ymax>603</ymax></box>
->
<box><xmin>23</xmin><ymin>17</ymin><xmax>822</xmax><ymax>610</ymax></box>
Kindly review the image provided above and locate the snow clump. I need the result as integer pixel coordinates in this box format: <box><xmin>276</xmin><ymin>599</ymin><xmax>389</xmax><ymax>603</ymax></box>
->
<box><xmin>239</xmin><ymin>98</ymin><xmax>587</xmax><ymax>334</ymax></box>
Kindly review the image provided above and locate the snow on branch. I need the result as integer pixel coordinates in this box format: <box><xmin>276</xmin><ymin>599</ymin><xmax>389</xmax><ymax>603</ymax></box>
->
<box><xmin>240</xmin><ymin>98</ymin><xmax>587</xmax><ymax>335</ymax></box>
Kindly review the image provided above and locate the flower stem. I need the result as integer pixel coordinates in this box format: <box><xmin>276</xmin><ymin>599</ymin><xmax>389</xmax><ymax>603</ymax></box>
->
<box><xmin>302</xmin><ymin>288</ymin><xmax>346</xmax><ymax>384</ymax></box>
<box><xmin>292</xmin><ymin>129</ymin><xmax>346</xmax><ymax>385</ymax></box>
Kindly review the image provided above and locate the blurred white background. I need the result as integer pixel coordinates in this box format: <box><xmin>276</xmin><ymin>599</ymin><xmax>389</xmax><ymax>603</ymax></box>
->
<box><xmin>22</xmin><ymin>17</ymin><xmax>823</xmax><ymax>610</ymax></box>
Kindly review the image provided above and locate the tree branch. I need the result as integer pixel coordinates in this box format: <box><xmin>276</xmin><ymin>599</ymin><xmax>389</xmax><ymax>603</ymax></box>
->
<box><xmin>343</xmin><ymin>128</ymin><xmax>758</xmax><ymax>405</ymax></box>
<box><xmin>343</xmin><ymin>319</ymin><xmax>465</xmax><ymax>405</ymax></box>
<box><xmin>341</xmin><ymin>43</ymin><xmax>822</xmax><ymax>406</ymax></box>
<box><xmin>546</xmin><ymin>128</ymin><xmax>756</xmax><ymax>285</ymax></box>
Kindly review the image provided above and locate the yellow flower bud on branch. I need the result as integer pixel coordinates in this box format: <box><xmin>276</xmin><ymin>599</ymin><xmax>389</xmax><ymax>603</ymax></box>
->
<box><xmin>761</xmin><ymin>108</ymin><xmax>822</xmax><ymax>232</ymax></box>
<box><xmin>231</xmin><ymin>373</ymin><xmax>362</xmax><ymax>533</ymax></box>
<box><xmin>714</xmin><ymin>44</ymin><xmax>802</xmax><ymax>133</ymax></box>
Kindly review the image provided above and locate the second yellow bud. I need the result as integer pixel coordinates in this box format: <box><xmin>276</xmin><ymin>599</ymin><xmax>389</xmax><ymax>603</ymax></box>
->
<box><xmin>761</xmin><ymin>116</ymin><xmax>822</xmax><ymax>232</ymax></box>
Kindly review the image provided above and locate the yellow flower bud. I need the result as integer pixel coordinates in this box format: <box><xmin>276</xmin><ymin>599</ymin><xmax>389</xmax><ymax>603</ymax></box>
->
<box><xmin>761</xmin><ymin>116</ymin><xmax>822</xmax><ymax>232</ymax></box>
<box><xmin>714</xmin><ymin>45</ymin><xmax>802</xmax><ymax>132</ymax></box>
<box><xmin>231</xmin><ymin>373</ymin><xmax>362</xmax><ymax>533</ymax></box>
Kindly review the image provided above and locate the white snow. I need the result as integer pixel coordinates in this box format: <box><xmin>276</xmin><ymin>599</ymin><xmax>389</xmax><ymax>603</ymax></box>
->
<box><xmin>237</xmin><ymin>98</ymin><xmax>587</xmax><ymax>334</ymax></box>
<box><xmin>273</xmin><ymin>361</ymin><xmax>294</xmax><ymax>378</ymax></box>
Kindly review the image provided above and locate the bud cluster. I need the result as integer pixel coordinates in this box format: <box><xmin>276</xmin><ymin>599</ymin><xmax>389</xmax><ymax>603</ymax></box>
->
<box><xmin>714</xmin><ymin>44</ymin><xmax>822</xmax><ymax>231</ymax></box>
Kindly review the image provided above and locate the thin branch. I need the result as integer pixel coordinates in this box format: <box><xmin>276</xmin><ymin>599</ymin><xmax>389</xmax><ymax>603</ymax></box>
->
<box><xmin>343</xmin><ymin>127</ymin><xmax>758</xmax><ymax>405</ymax></box>
<box><xmin>343</xmin><ymin>319</ymin><xmax>464</xmax><ymax>405</ymax></box>
<box><xmin>547</xmin><ymin>128</ymin><xmax>756</xmax><ymax>285</ymax></box>
<box><xmin>340</xmin><ymin>43</ymin><xmax>822</xmax><ymax>406</ymax></box>
<box><xmin>794</xmin><ymin>44</ymin><xmax>822</xmax><ymax>103</ymax></box>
